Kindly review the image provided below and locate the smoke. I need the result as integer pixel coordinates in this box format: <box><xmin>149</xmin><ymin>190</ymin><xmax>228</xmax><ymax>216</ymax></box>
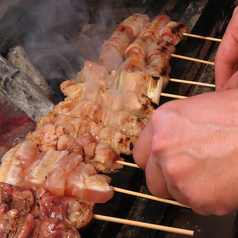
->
<box><xmin>21</xmin><ymin>0</ymin><xmax>91</xmax><ymax>97</ymax></box>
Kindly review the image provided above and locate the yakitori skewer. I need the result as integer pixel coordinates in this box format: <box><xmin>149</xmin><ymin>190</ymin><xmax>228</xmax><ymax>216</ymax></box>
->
<box><xmin>113</xmin><ymin>187</ymin><xmax>190</xmax><ymax>208</ymax></box>
<box><xmin>183</xmin><ymin>32</ymin><xmax>222</xmax><ymax>42</ymax></box>
<box><xmin>93</xmin><ymin>214</ymin><xmax>194</xmax><ymax>236</ymax></box>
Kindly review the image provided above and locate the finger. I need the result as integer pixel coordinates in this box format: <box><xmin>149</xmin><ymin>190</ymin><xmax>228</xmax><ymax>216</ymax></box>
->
<box><xmin>145</xmin><ymin>154</ymin><xmax>170</xmax><ymax>198</ymax></box>
<box><xmin>222</xmin><ymin>71</ymin><xmax>238</xmax><ymax>90</ymax></box>
<box><xmin>133</xmin><ymin>120</ymin><xmax>153</xmax><ymax>170</ymax></box>
<box><xmin>215</xmin><ymin>6</ymin><xmax>238</xmax><ymax>90</ymax></box>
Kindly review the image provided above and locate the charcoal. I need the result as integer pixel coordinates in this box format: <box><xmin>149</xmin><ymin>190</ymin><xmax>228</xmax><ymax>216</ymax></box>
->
<box><xmin>0</xmin><ymin>55</ymin><xmax>54</xmax><ymax>122</ymax></box>
<box><xmin>7</xmin><ymin>46</ymin><xmax>53</xmax><ymax>99</ymax></box>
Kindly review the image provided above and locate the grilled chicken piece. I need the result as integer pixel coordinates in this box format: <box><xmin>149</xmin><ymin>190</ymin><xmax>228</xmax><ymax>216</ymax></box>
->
<box><xmin>0</xmin><ymin>141</ymin><xmax>114</xmax><ymax>203</ymax></box>
<box><xmin>102</xmin><ymin>26</ymin><xmax>134</xmax><ymax>57</ymax></box>
<box><xmin>97</xmin><ymin>44</ymin><xmax>123</xmax><ymax>71</ymax></box>
<box><xmin>60</xmin><ymin>80</ymin><xmax>154</xmax><ymax>119</ymax></box>
<box><xmin>119</xmin><ymin>52</ymin><xmax>147</xmax><ymax>72</ymax></box>
<box><xmin>140</xmin><ymin>14</ymin><xmax>171</xmax><ymax>40</ymax></box>
<box><xmin>97</xmin><ymin>13</ymin><xmax>149</xmax><ymax>70</ymax></box>
<box><xmin>125</xmin><ymin>35</ymin><xmax>155</xmax><ymax>58</ymax></box>
<box><xmin>0</xmin><ymin>207</ymin><xmax>36</xmax><ymax>238</ymax></box>
<box><xmin>0</xmin><ymin>183</ymin><xmax>94</xmax><ymax>237</ymax></box>
<box><xmin>34</xmin><ymin>114</ymin><xmax>136</xmax><ymax>155</ymax></box>
<box><xmin>34</xmin><ymin>187</ymin><xmax>94</xmax><ymax>229</ymax></box>
<box><xmin>65</xmin><ymin>101</ymin><xmax>148</xmax><ymax>137</ymax></box>
<box><xmin>160</xmin><ymin>21</ymin><xmax>189</xmax><ymax>45</ymax></box>
<box><xmin>145</xmin><ymin>57</ymin><xmax>171</xmax><ymax>88</ymax></box>
<box><xmin>119</xmin><ymin>13</ymin><xmax>150</xmax><ymax>38</ymax></box>
<box><xmin>34</xmin><ymin>219</ymin><xmax>81</xmax><ymax>238</ymax></box>
<box><xmin>0</xmin><ymin>182</ymin><xmax>35</xmax><ymax>212</ymax></box>
<box><xmin>76</xmin><ymin>60</ymin><xmax>118</xmax><ymax>88</ymax></box>
<box><xmin>146</xmin><ymin>41</ymin><xmax>176</xmax><ymax>65</ymax></box>
<box><xmin>118</xmin><ymin>70</ymin><xmax>151</xmax><ymax>95</ymax></box>
<box><xmin>84</xmin><ymin>142</ymin><xmax>123</xmax><ymax>173</ymax></box>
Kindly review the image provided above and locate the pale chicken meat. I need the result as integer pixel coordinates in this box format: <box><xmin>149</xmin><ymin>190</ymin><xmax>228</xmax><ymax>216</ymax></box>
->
<box><xmin>97</xmin><ymin>13</ymin><xmax>149</xmax><ymax>70</ymax></box>
<box><xmin>65</xmin><ymin>162</ymin><xmax>114</xmax><ymax>203</ymax></box>
<box><xmin>30</xmin><ymin>112</ymin><xmax>125</xmax><ymax>171</ymax></box>
<box><xmin>118</xmin><ymin>70</ymin><xmax>151</xmax><ymax>96</ymax></box>
<box><xmin>101</xmin><ymin>25</ymin><xmax>134</xmax><ymax>57</ymax></box>
<box><xmin>76</xmin><ymin>60</ymin><xmax>118</xmax><ymax>88</ymax></box>
<box><xmin>26</xmin><ymin>123</ymin><xmax>65</xmax><ymax>152</ymax></box>
<box><xmin>65</xmin><ymin>101</ymin><xmax>148</xmax><ymax>137</ymax></box>
<box><xmin>0</xmin><ymin>141</ymin><xmax>114</xmax><ymax>204</ymax></box>
<box><xmin>60</xmin><ymin>80</ymin><xmax>154</xmax><ymax>118</ymax></box>
<box><xmin>84</xmin><ymin>142</ymin><xmax>123</xmax><ymax>173</ymax></box>
<box><xmin>97</xmin><ymin>44</ymin><xmax>123</xmax><ymax>71</ymax></box>
<box><xmin>35</xmin><ymin>113</ymin><xmax>137</xmax><ymax>155</ymax></box>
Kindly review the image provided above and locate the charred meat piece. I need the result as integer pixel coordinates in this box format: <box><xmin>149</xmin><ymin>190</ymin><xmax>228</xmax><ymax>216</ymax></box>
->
<box><xmin>146</xmin><ymin>41</ymin><xmax>176</xmax><ymax>65</ymax></box>
<box><xmin>0</xmin><ymin>207</ymin><xmax>36</xmax><ymax>238</ymax></box>
<box><xmin>84</xmin><ymin>142</ymin><xmax>123</xmax><ymax>173</ymax></box>
<box><xmin>34</xmin><ymin>187</ymin><xmax>94</xmax><ymax>229</ymax></box>
<box><xmin>160</xmin><ymin>21</ymin><xmax>189</xmax><ymax>45</ymax></box>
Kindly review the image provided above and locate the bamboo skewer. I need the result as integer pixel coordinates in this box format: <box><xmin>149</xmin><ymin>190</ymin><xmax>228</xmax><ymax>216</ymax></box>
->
<box><xmin>113</xmin><ymin>187</ymin><xmax>190</xmax><ymax>208</ymax></box>
<box><xmin>116</xmin><ymin>160</ymin><xmax>140</xmax><ymax>168</ymax></box>
<box><xmin>183</xmin><ymin>32</ymin><xmax>222</xmax><ymax>42</ymax></box>
<box><xmin>93</xmin><ymin>214</ymin><xmax>194</xmax><ymax>236</ymax></box>
<box><xmin>171</xmin><ymin>53</ymin><xmax>215</xmax><ymax>65</ymax></box>
<box><xmin>169</xmin><ymin>78</ymin><xmax>215</xmax><ymax>88</ymax></box>
<box><xmin>114</xmin><ymin>161</ymin><xmax>190</xmax><ymax>208</ymax></box>
<box><xmin>161</xmin><ymin>92</ymin><xmax>187</xmax><ymax>99</ymax></box>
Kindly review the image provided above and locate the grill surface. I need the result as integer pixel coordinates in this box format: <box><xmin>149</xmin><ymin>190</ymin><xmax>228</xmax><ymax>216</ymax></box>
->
<box><xmin>0</xmin><ymin>0</ymin><xmax>238</xmax><ymax>237</ymax></box>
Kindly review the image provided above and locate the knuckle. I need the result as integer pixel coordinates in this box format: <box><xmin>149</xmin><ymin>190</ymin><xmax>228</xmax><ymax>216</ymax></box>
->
<box><xmin>163</xmin><ymin>160</ymin><xmax>181</xmax><ymax>181</ymax></box>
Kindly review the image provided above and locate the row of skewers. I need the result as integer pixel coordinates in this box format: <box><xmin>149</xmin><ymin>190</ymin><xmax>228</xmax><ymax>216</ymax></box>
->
<box><xmin>0</xmin><ymin>11</ymin><xmax>221</xmax><ymax>237</ymax></box>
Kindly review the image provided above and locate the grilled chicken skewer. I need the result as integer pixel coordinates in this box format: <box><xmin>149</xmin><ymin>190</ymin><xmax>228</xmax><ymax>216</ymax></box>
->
<box><xmin>98</xmin><ymin>13</ymin><xmax>150</xmax><ymax>70</ymax></box>
<box><xmin>60</xmin><ymin>80</ymin><xmax>154</xmax><ymax>119</ymax></box>
<box><xmin>0</xmin><ymin>140</ymin><xmax>115</xmax><ymax>204</ymax></box>
<box><xmin>30</xmin><ymin>113</ymin><xmax>137</xmax><ymax>155</ymax></box>
<box><xmin>54</xmin><ymin>100</ymin><xmax>148</xmax><ymax>137</ymax></box>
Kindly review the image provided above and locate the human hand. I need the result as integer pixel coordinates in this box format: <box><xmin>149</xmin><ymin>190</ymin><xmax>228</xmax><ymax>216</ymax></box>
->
<box><xmin>133</xmin><ymin>89</ymin><xmax>238</xmax><ymax>215</ymax></box>
<box><xmin>215</xmin><ymin>6</ymin><xmax>238</xmax><ymax>90</ymax></box>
